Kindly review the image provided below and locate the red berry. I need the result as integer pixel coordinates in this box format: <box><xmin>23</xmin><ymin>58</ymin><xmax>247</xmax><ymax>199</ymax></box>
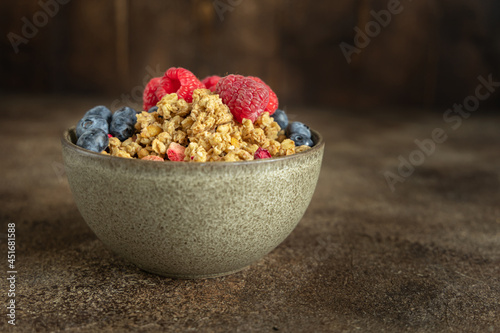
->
<box><xmin>155</xmin><ymin>85</ymin><xmax>167</xmax><ymax>100</ymax></box>
<box><xmin>202</xmin><ymin>75</ymin><xmax>221</xmax><ymax>92</ymax></box>
<box><xmin>160</xmin><ymin>67</ymin><xmax>205</xmax><ymax>103</ymax></box>
<box><xmin>167</xmin><ymin>142</ymin><xmax>186</xmax><ymax>161</ymax></box>
<box><xmin>247</xmin><ymin>76</ymin><xmax>278</xmax><ymax>115</ymax></box>
<box><xmin>254</xmin><ymin>147</ymin><xmax>272</xmax><ymax>159</ymax></box>
<box><xmin>143</xmin><ymin>77</ymin><xmax>161</xmax><ymax>111</ymax></box>
<box><xmin>141</xmin><ymin>155</ymin><xmax>164</xmax><ymax>161</ymax></box>
<box><xmin>215</xmin><ymin>75</ymin><xmax>269</xmax><ymax>123</ymax></box>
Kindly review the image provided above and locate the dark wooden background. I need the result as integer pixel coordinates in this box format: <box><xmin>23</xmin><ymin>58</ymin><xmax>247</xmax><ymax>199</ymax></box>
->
<box><xmin>1</xmin><ymin>0</ymin><xmax>500</xmax><ymax>109</ymax></box>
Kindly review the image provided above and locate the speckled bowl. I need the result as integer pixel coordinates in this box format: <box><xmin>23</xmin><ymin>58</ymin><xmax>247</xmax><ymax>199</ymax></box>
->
<box><xmin>61</xmin><ymin>127</ymin><xmax>324</xmax><ymax>279</ymax></box>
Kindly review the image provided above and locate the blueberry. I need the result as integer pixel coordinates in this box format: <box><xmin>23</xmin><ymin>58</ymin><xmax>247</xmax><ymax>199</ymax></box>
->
<box><xmin>76</xmin><ymin>128</ymin><xmax>109</xmax><ymax>153</ymax></box>
<box><xmin>109</xmin><ymin>107</ymin><xmax>137</xmax><ymax>141</ymax></box>
<box><xmin>286</xmin><ymin>121</ymin><xmax>311</xmax><ymax>138</ymax></box>
<box><xmin>289</xmin><ymin>132</ymin><xmax>314</xmax><ymax>147</ymax></box>
<box><xmin>110</xmin><ymin>115</ymin><xmax>136</xmax><ymax>141</ymax></box>
<box><xmin>84</xmin><ymin>105</ymin><xmax>112</xmax><ymax>124</ymax></box>
<box><xmin>148</xmin><ymin>106</ymin><xmax>158</xmax><ymax>113</ymax></box>
<box><xmin>114</xmin><ymin>106</ymin><xmax>138</xmax><ymax>122</ymax></box>
<box><xmin>271</xmin><ymin>109</ymin><xmax>288</xmax><ymax>130</ymax></box>
<box><xmin>76</xmin><ymin>115</ymin><xmax>109</xmax><ymax>138</ymax></box>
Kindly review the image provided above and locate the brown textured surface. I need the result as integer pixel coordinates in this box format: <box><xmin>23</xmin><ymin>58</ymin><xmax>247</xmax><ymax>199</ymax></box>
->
<box><xmin>0</xmin><ymin>95</ymin><xmax>499</xmax><ymax>332</ymax></box>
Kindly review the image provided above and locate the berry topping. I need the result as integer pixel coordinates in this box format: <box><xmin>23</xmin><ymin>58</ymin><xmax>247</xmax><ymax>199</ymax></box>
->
<box><xmin>286</xmin><ymin>121</ymin><xmax>311</xmax><ymax>138</ymax></box>
<box><xmin>155</xmin><ymin>85</ymin><xmax>167</xmax><ymax>100</ymax></box>
<box><xmin>141</xmin><ymin>155</ymin><xmax>164</xmax><ymax>161</ymax></box>
<box><xmin>202</xmin><ymin>75</ymin><xmax>221</xmax><ymax>92</ymax></box>
<box><xmin>76</xmin><ymin>115</ymin><xmax>109</xmax><ymax>138</ymax></box>
<box><xmin>110</xmin><ymin>107</ymin><xmax>138</xmax><ymax>141</ymax></box>
<box><xmin>76</xmin><ymin>128</ymin><xmax>109</xmax><ymax>153</ymax></box>
<box><xmin>215</xmin><ymin>75</ymin><xmax>269</xmax><ymax>123</ymax></box>
<box><xmin>160</xmin><ymin>67</ymin><xmax>205</xmax><ymax>103</ymax></box>
<box><xmin>148</xmin><ymin>106</ymin><xmax>158</xmax><ymax>113</ymax></box>
<box><xmin>115</xmin><ymin>106</ymin><xmax>137</xmax><ymax>120</ymax></box>
<box><xmin>254</xmin><ymin>147</ymin><xmax>272</xmax><ymax>159</ymax></box>
<box><xmin>271</xmin><ymin>109</ymin><xmax>288</xmax><ymax>130</ymax></box>
<box><xmin>289</xmin><ymin>133</ymin><xmax>314</xmax><ymax>147</ymax></box>
<box><xmin>247</xmin><ymin>76</ymin><xmax>278</xmax><ymax>115</ymax></box>
<box><xmin>285</xmin><ymin>121</ymin><xmax>314</xmax><ymax>147</ymax></box>
<box><xmin>143</xmin><ymin>77</ymin><xmax>162</xmax><ymax>111</ymax></box>
<box><xmin>167</xmin><ymin>142</ymin><xmax>186</xmax><ymax>161</ymax></box>
<box><xmin>84</xmin><ymin>105</ymin><xmax>112</xmax><ymax>124</ymax></box>
<box><xmin>110</xmin><ymin>116</ymin><xmax>135</xmax><ymax>141</ymax></box>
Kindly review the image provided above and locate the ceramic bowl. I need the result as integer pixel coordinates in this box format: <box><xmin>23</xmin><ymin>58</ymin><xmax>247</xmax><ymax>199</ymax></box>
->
<box><xmin>61</xmin><ymin>127</ymin><xmax>324</xmax><ymax>279</ymax></box>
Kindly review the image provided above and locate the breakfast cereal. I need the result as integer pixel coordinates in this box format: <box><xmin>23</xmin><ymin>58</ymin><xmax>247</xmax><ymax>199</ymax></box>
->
<box><xmin>105</xmin><ymin>89</ymin><xmax>307</xmax><ymax>162</ymax></box>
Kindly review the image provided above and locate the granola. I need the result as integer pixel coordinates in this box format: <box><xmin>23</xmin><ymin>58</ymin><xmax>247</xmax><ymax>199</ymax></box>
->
<box><xmin>106</xmin><ymin>89</ymin><xmax>311</xmax><ymax>162</ymax></box>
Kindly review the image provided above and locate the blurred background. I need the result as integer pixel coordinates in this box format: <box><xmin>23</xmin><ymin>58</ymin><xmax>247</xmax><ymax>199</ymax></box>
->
<box><xmin>1</xmin><ymin>0</ymin><xmax>500</xmax><ymax>111</ymax></box>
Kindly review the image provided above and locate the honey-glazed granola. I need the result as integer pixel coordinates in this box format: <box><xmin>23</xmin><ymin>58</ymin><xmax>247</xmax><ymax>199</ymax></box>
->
<box><xmin>103</xmin><ymin>89</ymin><xmax>310</xmax><ymax>162</ymax></box>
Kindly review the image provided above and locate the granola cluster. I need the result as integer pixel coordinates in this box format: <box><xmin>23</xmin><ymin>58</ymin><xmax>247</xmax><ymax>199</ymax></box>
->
<box><xmin>104</xmin><ymin>89</ymin><xmax>310</xmax><ymax>162</ymax></box>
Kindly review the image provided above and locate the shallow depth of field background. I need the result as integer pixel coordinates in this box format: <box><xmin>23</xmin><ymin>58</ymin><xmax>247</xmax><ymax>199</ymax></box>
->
<box><xmin>1</xmin><ymin>0</ymin><xmax>500</xmax><ymax>111</ymax></box>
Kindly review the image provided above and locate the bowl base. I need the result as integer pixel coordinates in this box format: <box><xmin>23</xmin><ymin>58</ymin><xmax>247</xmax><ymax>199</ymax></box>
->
<box><xmin>138</xmin><ymin>266</ymin><xmax>249</xmax><ymax>279</ymax></box>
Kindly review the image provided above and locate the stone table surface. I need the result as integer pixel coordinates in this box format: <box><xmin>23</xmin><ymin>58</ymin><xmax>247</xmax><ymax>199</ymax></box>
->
<box><xmin>0</xmin><ymin>95</ymin><xmax>499</xmax><ymax>332</ymax></box>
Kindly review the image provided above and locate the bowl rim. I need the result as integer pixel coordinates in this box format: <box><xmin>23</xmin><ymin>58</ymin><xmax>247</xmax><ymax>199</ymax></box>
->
<box><xmin>62</xmin><ymin>126</ymin><xmax>324</xmax><ymax>167</ymax></box>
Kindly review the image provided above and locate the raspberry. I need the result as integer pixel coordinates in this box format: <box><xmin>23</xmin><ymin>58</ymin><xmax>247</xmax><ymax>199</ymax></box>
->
<box><xmin>215</xmin><ymin>75</ymin><xmax>269</xmax><ymax>123</ymax></box>
<box><xmin>167</xmin><ymin>142</ymin><xmax>186</xmax><ymax>161</ymax></box>
<box><xmin>155</xmin><ymin>85</ymin><xmax>167</xmax><ymax>100</ymax></box>
<box><xmin>143</xmin><ymin>77</ymin><xmax>162</xmax><ymax>111</ymax></box>
<box><xmin>254</xmin><ymin>147</ymin><xmax>272</xmax><ymax>159</ymax></box>
<box><xmin>248</xmin><ymin>76</ymin><xmax>278</xmax><ymax>115</ymax></box>
<box><xmin>141</xmin><ymin>155</ymin><xmax>164</xmax><ymax>161</ymax></box>
<box><xmin>160</xmin><ymin>67</ymin><xmax>205</xmax><ymax>103</ymax></box>
<box><xmin>202</xmin><ymin>75</ymin><xmax>220</xmax><ymax>92</ymax></box>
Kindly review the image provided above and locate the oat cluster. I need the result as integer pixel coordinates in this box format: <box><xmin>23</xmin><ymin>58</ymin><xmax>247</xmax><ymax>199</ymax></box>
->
<box><xmin>104</xmin><ymin>89</ymin><xmax>310</xmax><ymax>162</ymax></box>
